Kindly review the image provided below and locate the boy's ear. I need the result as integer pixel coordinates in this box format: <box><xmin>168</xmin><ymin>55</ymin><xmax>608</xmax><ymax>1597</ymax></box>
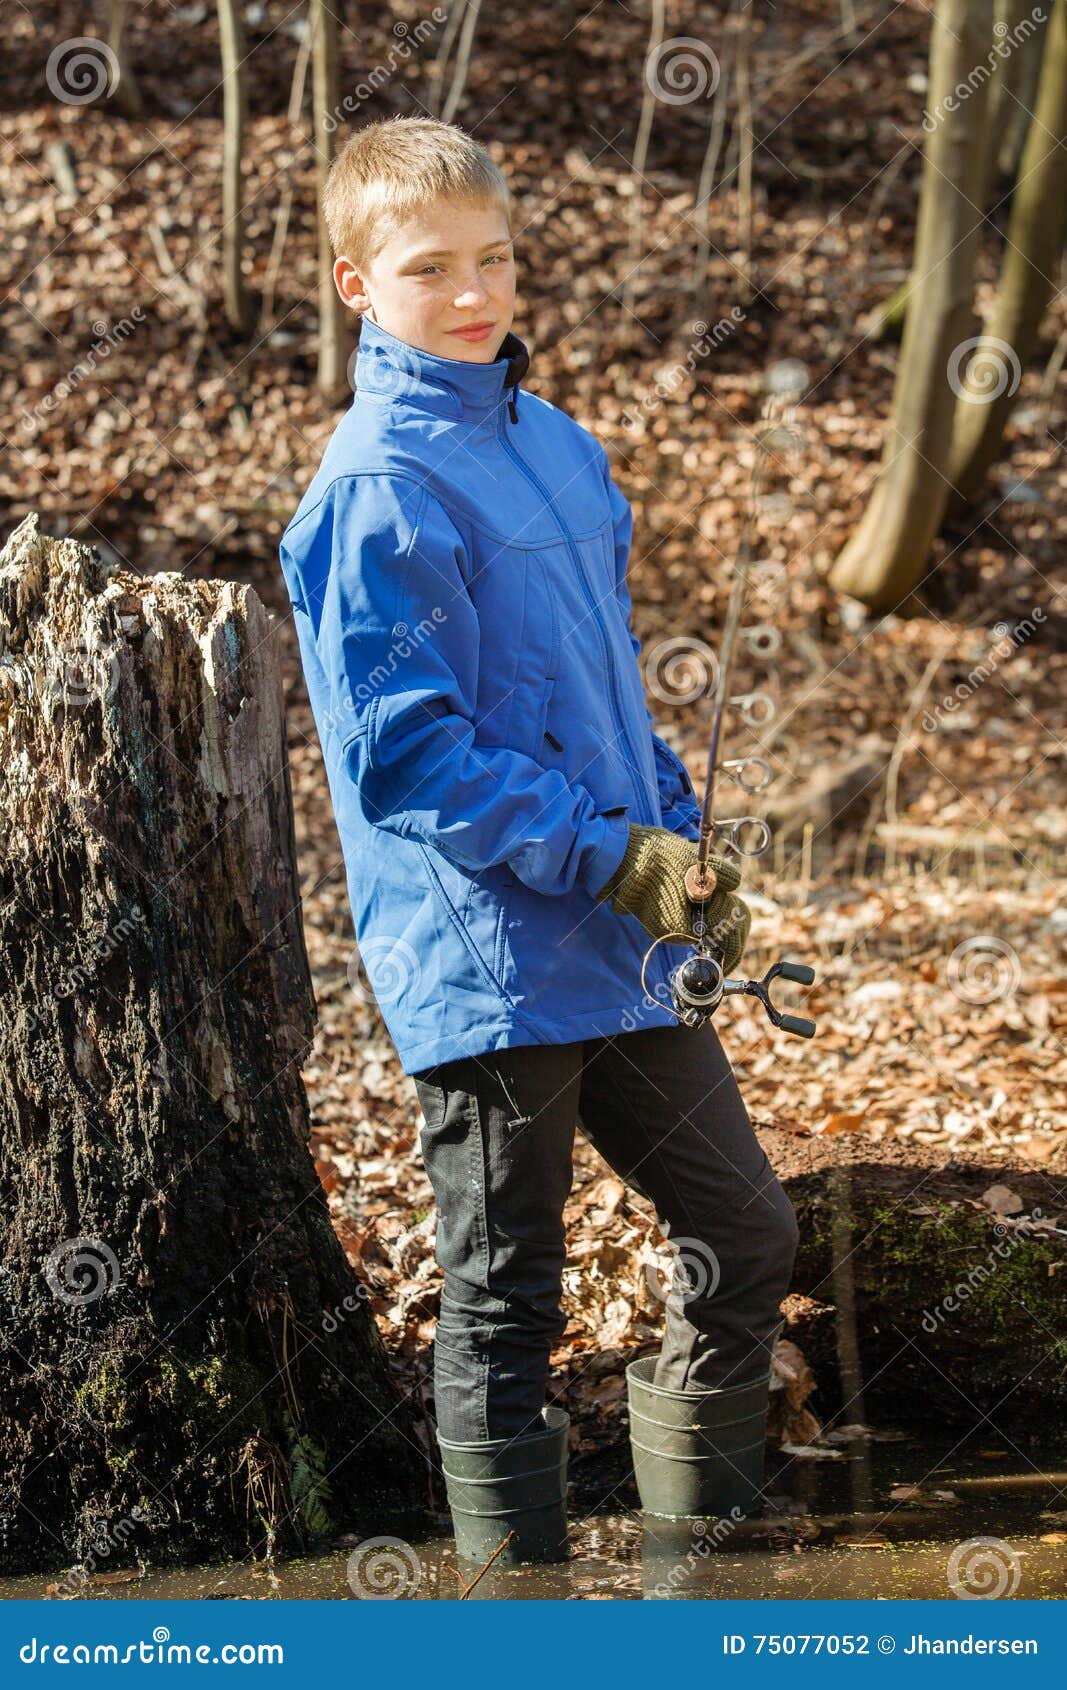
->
<box><xmin>333</xmin><ymin>257</ymin><xmax>370</xmax><ymax>312</ymax></box>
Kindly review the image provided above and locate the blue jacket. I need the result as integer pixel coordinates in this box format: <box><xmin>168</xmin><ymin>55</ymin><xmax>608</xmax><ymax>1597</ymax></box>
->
<box><xmin>278</xmin><ymin>313</ymin><xmax>703</xmax><ymax>1074</ymax></box>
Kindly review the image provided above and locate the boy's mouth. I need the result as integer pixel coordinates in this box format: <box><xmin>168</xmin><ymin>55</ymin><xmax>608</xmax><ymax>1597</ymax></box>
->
<box><xmin>448</xmin><ymin>322</ymin><xmax>496</xmax><ymax>342</ymax></box>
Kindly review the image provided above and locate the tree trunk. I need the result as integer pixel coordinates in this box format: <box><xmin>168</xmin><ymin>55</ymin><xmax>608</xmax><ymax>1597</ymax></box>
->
<box><xmin>0</xmin><ymin>515</ymin><xmax>423</xmax><ymax>1576</ymax></box>
<box><xmin>830</xmin><ymin>0</ymin><xmax>996</xmax><ymax>610</ymax></box>
<box><xmin>106</xmin><ymin>0</ymin><xmax>143</xmax><ymax>117</ymax></box>
<box><xmin>945</xmin><ymin>0</ymin><xmax>1067</xmax><ymax>514</ymax></box>
<box><xmin>997</xmin><ymin>0</ymin><xmax>1051</xmax><ymax>179</ymax></box>
<box><xmin>311</xmin><ymin>0</ymin><xmax>351</xmax><ymax>401</ymax></box>
<box><xmin>868</xmin><ymin>0</ymin><xmax>1039</xmax><ymax>346</ymax></box>
<box><xmin>217</xmin><ymin>0</ymin><xmax>250</xmax><ymax>332</ymax></box>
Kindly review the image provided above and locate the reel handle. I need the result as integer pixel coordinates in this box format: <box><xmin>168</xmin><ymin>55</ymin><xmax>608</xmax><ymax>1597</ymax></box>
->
<box><xmin>778</xmin><ymin>1012</ymin><xmax>817</xmax><ymax>1039</ymax></box>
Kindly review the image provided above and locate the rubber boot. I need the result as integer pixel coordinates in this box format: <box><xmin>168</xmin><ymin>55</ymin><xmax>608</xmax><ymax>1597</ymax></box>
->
<box><xmin>625</xmin><ymin>1355</ymin><xmax>770</xmax><ymax>1520</ymax></box>
<box><xmin>436</xmin><ymin>1405</ymin><xmax>570</xmax><ymax>1566</ymax></box>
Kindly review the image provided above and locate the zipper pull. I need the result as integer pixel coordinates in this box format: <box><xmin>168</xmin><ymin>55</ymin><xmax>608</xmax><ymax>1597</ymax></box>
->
<box><xmin>508</xmin><ymin>387</ymin><xmax>519</xmax><ymax>424</ymax></box>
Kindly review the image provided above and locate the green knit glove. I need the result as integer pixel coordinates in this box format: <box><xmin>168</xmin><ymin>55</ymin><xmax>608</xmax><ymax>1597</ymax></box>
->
<box><xmin>594</xmin><ymin>823</ymin><xmax>752</xmax><ymax>975</ymax></box>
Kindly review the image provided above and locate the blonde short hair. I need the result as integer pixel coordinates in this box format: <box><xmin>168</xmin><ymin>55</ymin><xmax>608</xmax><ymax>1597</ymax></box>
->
<box><xmin>322</xmin><ymin>116</ymin><xmax>512</xmax><ymax>274</ymax></box>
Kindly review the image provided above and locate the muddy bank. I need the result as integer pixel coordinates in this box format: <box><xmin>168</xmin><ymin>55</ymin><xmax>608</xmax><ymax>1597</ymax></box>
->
<box><xmin>762</xmin><ymin>1129</ymin><xmax>1067</xmax><ymax>1433</ymax></box>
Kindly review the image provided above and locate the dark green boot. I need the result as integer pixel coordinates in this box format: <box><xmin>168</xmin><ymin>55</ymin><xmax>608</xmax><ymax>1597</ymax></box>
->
<box><xmin>437</xmin><ymin>1405</ymin><xmax>570</xmax><ymax>1566</ymax></box>
<box><xmin>626</xmin><ymin>1355</ymin><xmax>770</xmax><ymax>1519</ymax></box>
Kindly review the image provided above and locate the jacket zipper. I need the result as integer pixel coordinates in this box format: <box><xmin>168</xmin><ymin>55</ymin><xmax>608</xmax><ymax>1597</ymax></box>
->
<box><xmin>498</xmin><ymin>417</ymin><xmax>653</xmax><ymax>826</ymax></box>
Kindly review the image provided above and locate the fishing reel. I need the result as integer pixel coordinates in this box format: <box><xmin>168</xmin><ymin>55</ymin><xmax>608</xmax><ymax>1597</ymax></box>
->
<box><xmin>640</xmin><ymin>859</ymin><xmax>817</xmax><ymax>1039</ymax></box>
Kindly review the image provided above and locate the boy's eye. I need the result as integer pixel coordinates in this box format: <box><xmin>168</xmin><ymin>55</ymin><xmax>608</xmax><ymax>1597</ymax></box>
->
<box><xmin>416</xmin><ymin>254</ymin><xmax>510</xmax><ymax>276</ymax></box>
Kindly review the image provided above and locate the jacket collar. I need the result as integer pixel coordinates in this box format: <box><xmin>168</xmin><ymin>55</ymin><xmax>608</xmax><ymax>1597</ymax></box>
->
<box><xmin>353</xmin><ymin>312</ymin><xmax>530</xmax><ymax>423</ymax></box>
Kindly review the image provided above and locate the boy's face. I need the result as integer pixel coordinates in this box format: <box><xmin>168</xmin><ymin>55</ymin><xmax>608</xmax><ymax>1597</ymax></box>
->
<box><xmin>335</xmin><ymin>198</ymin><xmax>516</xmax><ymax>364</ymax></box>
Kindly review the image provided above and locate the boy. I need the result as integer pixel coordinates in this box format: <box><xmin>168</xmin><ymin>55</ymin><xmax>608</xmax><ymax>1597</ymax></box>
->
<box><xmin>278</xmin><ymin>116</ymin><xmax>798</xmax><ymax>1565</ymax></box>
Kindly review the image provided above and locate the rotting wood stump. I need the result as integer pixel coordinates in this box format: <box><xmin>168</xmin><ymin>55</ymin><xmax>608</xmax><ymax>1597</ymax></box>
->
<box><xmin>0</xmin><ymin>514</ymin><xmax>423</xmax><ymax>1577</ymax></box>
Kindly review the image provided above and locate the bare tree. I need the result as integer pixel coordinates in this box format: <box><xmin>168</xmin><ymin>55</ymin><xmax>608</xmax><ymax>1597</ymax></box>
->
<box><xmin>310</xmin><ymin>0</ymin><xmax>351</xmax><ymax>400</ymax></box>
<box><xmin>946</xmin><ymin>0</ymin><xmax>1067</xmax><ymax>512</ymax></box>
<box><xmin>830</xmin><ymin>0</ymin><xmax>997</xmax><ymax>610</ymax></box>
<box><xmin>869</xmin><ymin>0</ymin><xmax>1040</xmax><ymax>344</ymax></box>
<box><xmin>105</xmin><ymin>0</ymin><xmax>143</xmax><ymax>117</ymax></box>
<box><xmin>217</xmin><ymin>0</ymin><xmax>250</xmax><ymax>332</ymax></box>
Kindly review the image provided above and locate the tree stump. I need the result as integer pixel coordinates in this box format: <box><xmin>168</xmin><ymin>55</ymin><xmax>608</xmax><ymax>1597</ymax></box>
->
<box><xmin>0</xmin><ymin>514</ymin><xmax>423</xmax><ymax>1576</ymax></box>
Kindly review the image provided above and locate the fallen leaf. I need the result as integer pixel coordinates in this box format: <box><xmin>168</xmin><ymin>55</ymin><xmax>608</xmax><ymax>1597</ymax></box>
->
<box><xmin>813</xmin><ymin>1111</ymin><xmax>867</xmax><ymax>1136</ymax></box>
<box><xmin>981</xmin><ymin>1183</ymin><xmax>1024</xmax><ymax>1216</ymax></box>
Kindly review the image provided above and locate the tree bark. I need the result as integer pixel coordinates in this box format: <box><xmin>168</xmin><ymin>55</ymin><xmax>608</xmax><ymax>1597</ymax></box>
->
<box><xmin>830</xmin><ymin>0</ymin><xmax>996</xmax><ymax>609</ymax></box>
<box><xmin>997</xmin><ymin>0</ymin><xmax>1051</xmax><ymax>179</ymax></box>
<box><xmin>106</xmin><ymin>0</ymin><xmax>143</xmax><ymax>117</ymax></box>
<box><xmin>945</xmin><ymin>0</ymin><xmax>1067</xmax><ymax>514</ymax></box>
<box><xmin>0</xmin><ymin>515</ymin><xmax>422</xmax><ymax>1576</ymax></box>
<box><xmin>868</xmin><ymin>0</ymin><xmax>1039</xmax><ymax>345</ymax></box>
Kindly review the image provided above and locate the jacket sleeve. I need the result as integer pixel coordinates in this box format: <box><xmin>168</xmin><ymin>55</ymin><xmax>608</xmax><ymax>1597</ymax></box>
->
<box><xmin>305</xmin><ymin>472</ymin><xmax>630</xmax><ymax>899</ymax></box>
<box><xmin>599</xmin><ymin>449</ymin><xmax>703</xmax><ymax>840</ymax></box>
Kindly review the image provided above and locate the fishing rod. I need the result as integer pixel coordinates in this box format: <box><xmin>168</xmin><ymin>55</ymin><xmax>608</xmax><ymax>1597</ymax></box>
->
<box><xmin>640</xmin><ymin>361</ymin><xmax>818</xmax><ymax>1040</ymax></box>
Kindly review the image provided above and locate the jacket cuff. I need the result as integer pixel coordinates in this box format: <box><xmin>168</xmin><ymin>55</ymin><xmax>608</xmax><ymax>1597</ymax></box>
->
<box><xmin>585</xmin><ymin>811</ymin><xmax>632</xmax><ymax>900</ymax></box>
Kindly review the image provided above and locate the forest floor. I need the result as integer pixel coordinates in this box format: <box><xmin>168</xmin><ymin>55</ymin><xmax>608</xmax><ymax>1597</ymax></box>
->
<box><xmin>2</xmin><ymin>0</ymin><xmax>1065</xmax><ymax>1481</ymax></box>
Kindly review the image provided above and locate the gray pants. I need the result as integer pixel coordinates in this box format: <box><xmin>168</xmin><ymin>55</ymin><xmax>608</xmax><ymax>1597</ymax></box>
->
<box><xmin>411</xmin><ymin>1020</ymin><xmax>799</xmax><ymax>1444</ymax></box>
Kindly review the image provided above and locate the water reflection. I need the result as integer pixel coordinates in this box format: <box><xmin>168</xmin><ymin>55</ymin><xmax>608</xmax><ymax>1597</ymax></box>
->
<box><xmin>3</xmin><ymin>1431</ymin><xmax>1064</xmax><ymax>1601</ymax></box>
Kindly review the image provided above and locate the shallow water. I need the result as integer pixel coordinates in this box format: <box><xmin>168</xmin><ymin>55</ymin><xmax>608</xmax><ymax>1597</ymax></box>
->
<box><xmin>5</xmin><ymin>1425</ymin><xmax>1065</xmax><ymax>1601</ymax></box>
